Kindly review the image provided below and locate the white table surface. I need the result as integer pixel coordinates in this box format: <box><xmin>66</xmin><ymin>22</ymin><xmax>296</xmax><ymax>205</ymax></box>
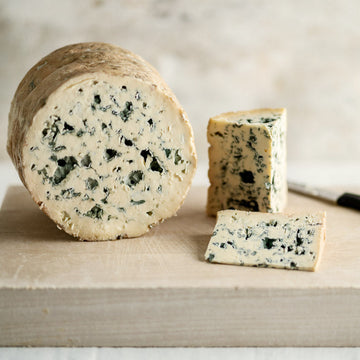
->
<box><xmin>0</xmin><ymin>160</ymin><xmax>359</xmax><ymax>359</ymax></box>
<box><xmin>1</xmin><ymin>347</ymin><xmax>360</xmax><ymax>360</ymax></box>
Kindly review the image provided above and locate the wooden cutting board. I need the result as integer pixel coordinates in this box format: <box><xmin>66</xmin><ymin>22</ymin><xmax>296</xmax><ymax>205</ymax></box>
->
<box><xmin>0</xmin><ymin>185</ymin><xmax>359</xmax><ymax>346</ymax></box>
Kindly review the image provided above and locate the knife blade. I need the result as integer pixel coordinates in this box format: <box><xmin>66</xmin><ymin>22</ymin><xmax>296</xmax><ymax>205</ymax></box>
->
<box><xmin>288</xmin><ymin>181</ymin><xmax>360</xmax><ymax>211</ymax></box>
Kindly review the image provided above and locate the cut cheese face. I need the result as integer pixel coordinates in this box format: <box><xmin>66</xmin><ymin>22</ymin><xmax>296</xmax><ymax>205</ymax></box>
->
<box><xmin>205</xmin><ymin>210</ymin><xmax>326</xmax><ymax>271</ymax></box>
<box><xmin>8</xmin><ymin>43</ymin><xmax>197</xmax><ymax>241</ymax></box>
<box><xmin>207</xmin><ymin>108</ymin><xmax>287</xmax><ymax>215</ymax></box>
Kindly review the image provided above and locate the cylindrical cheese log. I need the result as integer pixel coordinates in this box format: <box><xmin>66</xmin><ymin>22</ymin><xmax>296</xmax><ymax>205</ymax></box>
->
<box><xmin>8</xmin><ymin>42</ymin><xmax>197</xmax><ymax>241</ymax></box>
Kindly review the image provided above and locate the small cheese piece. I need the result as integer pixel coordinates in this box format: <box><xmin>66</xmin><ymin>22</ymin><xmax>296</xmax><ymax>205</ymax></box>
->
<box><xmin>205</xmin><ymin>210</ymin><xmax>326</xmax><ymax>271</ymax></box>
<box><xmin>207</xmin><ymin>108</ymin><xmax>287</xmax><ymax>215</ymax></box>
<box><xmin>7</xmin><ymin>42</ymin><xmax>197</xmax><ymax>241</ymax></box>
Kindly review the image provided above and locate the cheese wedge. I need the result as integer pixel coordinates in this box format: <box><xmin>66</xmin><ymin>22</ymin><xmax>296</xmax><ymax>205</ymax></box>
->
<box><xmin>205</xmin><ymin>210</ymin><xmax>326</xmax><ymax>271</ymax></box>
<box><xmin>207</xmin><ymin>108</ymin><xmax>287</xmax><ymax>215</ymax></box>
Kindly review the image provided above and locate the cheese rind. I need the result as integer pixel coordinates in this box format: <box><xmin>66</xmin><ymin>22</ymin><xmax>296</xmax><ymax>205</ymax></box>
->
<box><xmin>207</xmin><ymin>108</ymin><xmax>287</xmax><ymax>215</ymax></box>
<box><xmin>7</xmin><ymin>43</ymin><xmax>197</xmax><ymax>241</ymax></box>
<box><xmin>205</xmin><ymin>210</ymin><xmax>326</xmax><ymax>271</ymax></box>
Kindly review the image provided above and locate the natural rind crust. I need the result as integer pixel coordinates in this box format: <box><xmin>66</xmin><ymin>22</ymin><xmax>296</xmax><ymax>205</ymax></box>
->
<box><xmin>7</xmin><ymin>42</ymin><xmax>197</xmax><ymax>240</ymax></box>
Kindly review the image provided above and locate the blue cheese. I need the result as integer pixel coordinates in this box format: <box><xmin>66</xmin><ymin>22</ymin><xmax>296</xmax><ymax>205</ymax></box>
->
<box><xmin>205</xmin><ymin>210</ymin><xmax>326</xmax><ymax>271</ymax></box>
<box><xmin>207</xmin><ymin>108</ymin><xmax>287</xmax><ymax>215</ymax></box>
<box><xmin>8</xmin><ymin>43</ymin><xmax>197</xmax><ymax>241</ymax></box>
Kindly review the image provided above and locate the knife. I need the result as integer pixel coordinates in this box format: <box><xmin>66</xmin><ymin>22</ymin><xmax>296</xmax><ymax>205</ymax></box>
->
<box><xmin>288</xmin><ymin>181</ymin><xmax>360</xmax><ymax>211</ymax></box>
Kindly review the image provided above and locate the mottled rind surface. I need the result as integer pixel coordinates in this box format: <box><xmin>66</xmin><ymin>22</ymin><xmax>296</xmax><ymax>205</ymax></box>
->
<box><xmin>7</xmin><ymin>42</ymin><xmax>197</xmax><ymax>240</ymax></box>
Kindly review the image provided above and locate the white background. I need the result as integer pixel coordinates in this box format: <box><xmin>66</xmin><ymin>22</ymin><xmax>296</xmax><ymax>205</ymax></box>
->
<box><xmin>1</xmin><ymin>0</ymin><xmax>360</xmax><ymax>166</ymax></box>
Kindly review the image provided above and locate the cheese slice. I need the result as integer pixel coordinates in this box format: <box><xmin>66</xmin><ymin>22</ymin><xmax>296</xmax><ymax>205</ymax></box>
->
<box><xmin>207</xmin><ymin>108</ymin><xmax>287</xmax><ymax>215</ymax></box>
<box><xmin>205</xmin><ymin>210</ymin><xmax>326</xmax><ymax>271</ymax></box>
<box><xmin>7</xmin><ymin>42</ymin><xmax>197</xmax><ymax>241</ymax></box>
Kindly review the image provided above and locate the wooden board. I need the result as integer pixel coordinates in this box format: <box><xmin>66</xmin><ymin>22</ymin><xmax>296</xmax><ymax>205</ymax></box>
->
<box><xmin>0</xmin><ymin>185</ymin><xmax>359</xmax><ymax>346</ymax></box>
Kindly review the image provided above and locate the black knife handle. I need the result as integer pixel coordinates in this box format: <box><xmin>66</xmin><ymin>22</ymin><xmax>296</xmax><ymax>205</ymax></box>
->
<box><xmin>337</xmin><ymin>193</ymin><xmax>360</xmax><ymax>211</ymax></box>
